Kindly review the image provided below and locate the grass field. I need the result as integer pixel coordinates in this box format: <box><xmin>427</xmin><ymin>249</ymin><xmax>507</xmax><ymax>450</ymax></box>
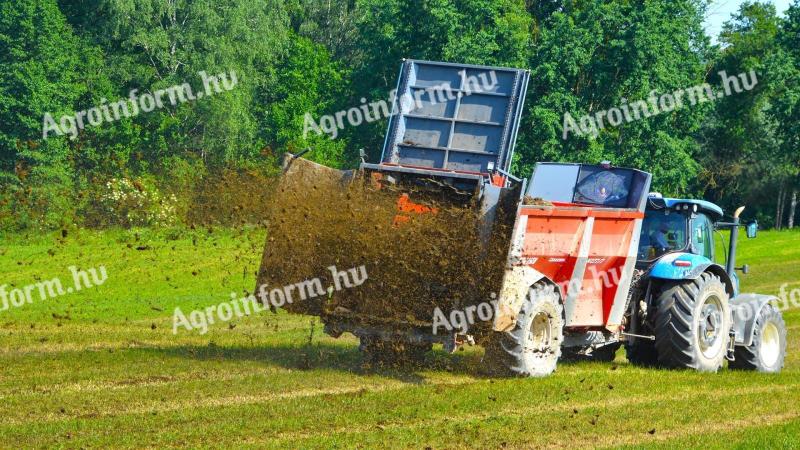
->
<box><xmin>1</xmin><ymin>226</ymin><xmax>799</xmax><ymax>448</ymax></box>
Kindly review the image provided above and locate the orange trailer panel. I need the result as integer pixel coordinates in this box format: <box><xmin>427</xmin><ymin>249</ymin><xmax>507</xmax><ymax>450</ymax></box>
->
<box><xmin>518</xmin><ymin>205</ymin><xmax>644</xmax><ymax>329</ymax></box>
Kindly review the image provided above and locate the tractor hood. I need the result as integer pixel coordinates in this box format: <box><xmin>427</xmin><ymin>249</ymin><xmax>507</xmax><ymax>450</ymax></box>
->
<box><xmin>648</xmin><ymin>252</ymin><xmax>739</xmax><ymax>296</ymax></box>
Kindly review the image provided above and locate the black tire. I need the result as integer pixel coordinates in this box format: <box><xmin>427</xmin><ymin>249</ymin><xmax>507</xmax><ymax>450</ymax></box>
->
<box><xmin>730</xmin><ymin>305</ymin><xmax>787</xmax><ymax>373</ymax></box>
<box><xmin>653</xmin><ymin>272</ymin><xmax>732</xmax><ymax>372</ymax></box>
<box><xmin>359</xmin><ymin>336</ymin><xmax>431</xmax><ymax>368</ymax></box>
<box><xmin>563</xmin><ymin>342</ymin><xmax>621</xmax><ymax>362</ymax></box>
<box><xmin>559</xmin><ymin>347</ymin><xmax>581</xmax><ymax>361</ymax></box>
<box><xmin>483</xmin><ymin>283</ymin><xmax>563</xmax><ymax>377</ymax></box>
<box><xmin>591</xmin><ymin>342</ymin><xmax>621</xmax><ymax>362</ymax></box>
<box><xmin>625</xmin><ymin>338</ymin><xmax>659</xmax><ymax>367</ymax></box>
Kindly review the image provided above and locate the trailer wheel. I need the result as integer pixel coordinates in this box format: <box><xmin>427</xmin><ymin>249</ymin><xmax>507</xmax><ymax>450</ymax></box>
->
<box><xmin>653</xmin><ymin>272</ymin><xmax>731</xmax><ymax>372</ymax></box>
<box><xmin>483</xmin><ymin>283</ymin><xmax>563</xmax><ymax>377</ymax></box>
<box><xmin>730</xmin><ymin>305</ymin><xmax>786</xmax><ymax>373</ymax></box>
<box><xmin>359</xmin><ymin>336</ymin><xmax>431</xmax><ymax>368</ymax></box>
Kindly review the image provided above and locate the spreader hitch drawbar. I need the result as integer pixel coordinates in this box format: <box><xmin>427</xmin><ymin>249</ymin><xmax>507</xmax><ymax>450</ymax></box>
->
<box><xmin>621</xmin><ymin>332</ymin><xmax>655</xmax><ymax>341</ymax></box>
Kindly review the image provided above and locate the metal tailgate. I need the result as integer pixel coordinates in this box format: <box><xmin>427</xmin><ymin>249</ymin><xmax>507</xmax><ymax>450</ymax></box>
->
<box><xmin>381</xmin><ymin>59</ymin><xmax>529</xmax><ymax>175</ymax></box>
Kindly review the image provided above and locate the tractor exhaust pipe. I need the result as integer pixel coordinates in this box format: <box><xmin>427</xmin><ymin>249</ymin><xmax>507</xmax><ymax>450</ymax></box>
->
<box><xmin>726</xmin><ymin>206</ymin><xmax>745</xmax><ymax>277</ymax></box>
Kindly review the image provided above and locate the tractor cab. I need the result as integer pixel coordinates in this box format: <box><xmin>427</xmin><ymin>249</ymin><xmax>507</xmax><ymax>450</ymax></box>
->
<box><xmin>636</xmin><ymin>193</ymin><xmax>740</xmax><ymax>294</ymax></box>
<box><xmin>637</xmin><ymin>194</ymin><xmax>723</xmax><ymax>264</ymax></box>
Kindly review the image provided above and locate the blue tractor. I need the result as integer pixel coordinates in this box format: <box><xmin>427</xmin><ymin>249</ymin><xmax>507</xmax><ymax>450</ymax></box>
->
<box><xmin>624</xmin><ymin>193</ymin><xmax>787</xmax><ymax>372</ymax></box>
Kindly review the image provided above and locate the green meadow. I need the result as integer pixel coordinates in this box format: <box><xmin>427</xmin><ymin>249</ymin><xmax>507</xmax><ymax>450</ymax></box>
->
<box><xmin>0</xmin><ymin>227</ymin><xmax>798</xmax><ymax>448</ymax></box>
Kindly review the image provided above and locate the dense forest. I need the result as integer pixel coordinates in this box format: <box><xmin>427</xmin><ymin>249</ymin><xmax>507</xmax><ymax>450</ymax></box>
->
<box><xmin>1</xmin><ymin>0</ymin><xmax>799</xmax><ymax>230</ymax></box>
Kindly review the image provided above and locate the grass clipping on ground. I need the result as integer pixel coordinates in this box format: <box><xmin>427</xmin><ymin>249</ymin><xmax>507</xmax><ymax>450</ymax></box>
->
<box><xmin>256</xmin><ymin>157</ymin><xmax>516</xmax><ymax>332</ymax></box>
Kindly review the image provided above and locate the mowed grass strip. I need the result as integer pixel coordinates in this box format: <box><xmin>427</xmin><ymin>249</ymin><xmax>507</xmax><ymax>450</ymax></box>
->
<box><xmin>3</xmin><ymin>368</ymin><xmax>797</xmax><ymax>448</ymax></box>
<box><xmin>620</xmin><ymin>416</ymin><xmax>800</xmax><ymax>449</ymax></box>
<box><xmin>0</xmin><ymin>228</ymin><xmax>798</xmax><ymax>448</ymax></box>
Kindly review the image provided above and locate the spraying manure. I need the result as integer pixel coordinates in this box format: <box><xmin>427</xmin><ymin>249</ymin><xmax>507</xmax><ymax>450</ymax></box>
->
<box><xmin>256</xmin><ymin>156</ymin><xmax>515</xmax><ymax>331</ymax></box>
<box><xmin>256</xmin><ymin>59</ymin><xmax>533</xmax><ymax>368</ymax></box>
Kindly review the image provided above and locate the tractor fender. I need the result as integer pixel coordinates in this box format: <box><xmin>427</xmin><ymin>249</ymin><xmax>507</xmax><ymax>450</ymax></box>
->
<box><xmin>730</xmin><ymin>294</ymin><xmax>777</xmax><ymax>347</ymax></box>
<box><xmin>648</xmin><ymin>253</ymin><xmax>735</xmax><ymax>296</ymax></box>
<box><xmin>492</xmin><ymin>265</ymin><xmax>547</xmax><ymax>332</ymax></box>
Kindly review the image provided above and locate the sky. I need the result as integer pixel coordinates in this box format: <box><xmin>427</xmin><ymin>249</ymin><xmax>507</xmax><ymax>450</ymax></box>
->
<box><xmin>703</xmin><ymin>0</ymin><xmax>793</xmax><ymax>43</ymax></box>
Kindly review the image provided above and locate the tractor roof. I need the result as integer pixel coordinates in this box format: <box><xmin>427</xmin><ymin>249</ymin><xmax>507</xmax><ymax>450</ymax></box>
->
<box><xmin>647</xmin><ymin>195</ymin><xmax>724</xmax><ymax>219</ymax></box>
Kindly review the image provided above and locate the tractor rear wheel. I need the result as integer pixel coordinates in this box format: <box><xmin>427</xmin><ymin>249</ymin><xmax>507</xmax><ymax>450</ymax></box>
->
<box><xmin>729</xmin><ymin>304</ymin><xmax>786</xmax><ymax>373</ymax></box>
<box><xmin>653</xmin><ymin>272</ymin><xmax>731</xmax><ymax>372</ymax></box>
<box><xmin>483</xmin><ymin>283</ymin><xmax>563</xmax><ymax>377</ymax></box>
<box><xmin>625</xmin><ymin>338</ymin><xmax>659</xmax><ymax>366</ymax></box>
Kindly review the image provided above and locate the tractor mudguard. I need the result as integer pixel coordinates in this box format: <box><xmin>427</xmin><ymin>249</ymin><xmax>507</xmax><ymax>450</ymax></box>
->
<box><xmin>648</xmin><ymin>253</ymin><xmax>735</xmax><ymax>296</ymax></box>
<box><xmin>730</xmin><ymin>294</ymin><xmax>778</xmax><ymax>347</ymax></box>
<box><xmin>492</xmin><ymin>265</ymin><xmax>546</xmax><ymax>332</ymax></box>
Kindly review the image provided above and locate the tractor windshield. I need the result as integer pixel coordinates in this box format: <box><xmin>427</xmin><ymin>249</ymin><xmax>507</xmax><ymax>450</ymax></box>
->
<box><xmin>638</xmin><ymin>209</ymin><xmax>688</xmax><ymax>260</ymax></box>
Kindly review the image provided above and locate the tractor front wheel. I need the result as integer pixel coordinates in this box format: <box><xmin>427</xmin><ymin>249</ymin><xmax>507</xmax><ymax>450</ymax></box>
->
<box><xmin>483</xmin><ymin>283</ymin><xmax>563</xmax><ymax>377</ymax></box>
<box><xmin>653</xmin><ymin>272</ymin><xmax>732</xmax><ymax>372</ymax></box>
<box><xmin>730</xmin><ymin>304</ymin><xmax>787</xmax><ymax>373</ymax></box>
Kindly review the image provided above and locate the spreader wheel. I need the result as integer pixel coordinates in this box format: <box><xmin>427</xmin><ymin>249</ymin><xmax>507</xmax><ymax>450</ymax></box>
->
<box><xmin>483</xmin><ymin>283</ymin><xmax>563</xmax><ymax>377</ymax></box>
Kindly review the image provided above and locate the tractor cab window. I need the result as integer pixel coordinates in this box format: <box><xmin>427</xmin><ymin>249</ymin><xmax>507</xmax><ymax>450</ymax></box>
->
<box><xmin>638</xmin><ymin>210</ymin><xmax>688</xmax><ymax>260</ymax></box>
<box><xmin>691</xmin><ymin>213</ymin><xmax>714</xmax><ymax>260</ymax></box>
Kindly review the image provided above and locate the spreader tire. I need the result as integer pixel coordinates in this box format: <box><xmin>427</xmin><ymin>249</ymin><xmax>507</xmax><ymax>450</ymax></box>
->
<box><xmin>483</xmin><ymin>283</ymin><xmax>563</xmax><ymax>377</ymax></box>
<box><xmin>653</xmin><ymin>272</ymin><xmax>731</xmax><ymax>372</ymax></box>
<box><xmin>730</xmin><ymin>305</ymin><xmax>786</xmax><ymax>373</ymax></box>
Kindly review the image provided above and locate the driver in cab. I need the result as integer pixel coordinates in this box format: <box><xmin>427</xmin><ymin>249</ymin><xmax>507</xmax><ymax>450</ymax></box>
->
<box><xmin>651</xmin><ymin>224</ymin><xmax>671</xmax><ymax>255</ymax></box>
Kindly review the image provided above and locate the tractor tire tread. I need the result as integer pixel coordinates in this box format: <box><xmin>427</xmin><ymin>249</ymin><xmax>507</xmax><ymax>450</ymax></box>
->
<box><xmin>729</xmin><ymin>304</ymin><xmax>787</xmax><ymax>373</ymax></box>
<box><xmin>653</xmin><ymin>272</ymin><xmax>730</xmax><ymax>372</ymax></box>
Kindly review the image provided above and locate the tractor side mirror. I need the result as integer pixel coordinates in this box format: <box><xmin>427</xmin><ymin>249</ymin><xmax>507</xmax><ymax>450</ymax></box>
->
<box><xmin>746</xmin><ymin>221</ymin><xmax>758</xmax><ymax>239</ymax></box>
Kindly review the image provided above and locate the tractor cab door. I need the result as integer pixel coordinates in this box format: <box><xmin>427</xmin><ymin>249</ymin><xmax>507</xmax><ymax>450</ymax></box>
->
<box><xmin>637</xmin><ymin>209</ymin><xmax>689</xmax><ymax>261</ymax></box>
<box><xmin>690</xmin><ymin>213</ymin><xmax>715</xmax><ymax>261</ymax></box>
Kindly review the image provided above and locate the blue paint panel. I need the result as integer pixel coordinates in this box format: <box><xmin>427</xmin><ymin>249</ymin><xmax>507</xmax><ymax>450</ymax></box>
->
<box><xmin>649</xmin><ymin>252</ymin><xmax>714</xmax><ymax>280</ymax></box>
<box><xmin>382</xmin><ymin>60</ymin><xmax>529</xmax><ymax>174</ymax></box>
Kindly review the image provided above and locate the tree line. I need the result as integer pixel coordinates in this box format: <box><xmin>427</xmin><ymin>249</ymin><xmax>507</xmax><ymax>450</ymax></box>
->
<box><xmin>0</xmin><ymin>0</ymin><xmax>798</xmax><ymax>230</ymax></box>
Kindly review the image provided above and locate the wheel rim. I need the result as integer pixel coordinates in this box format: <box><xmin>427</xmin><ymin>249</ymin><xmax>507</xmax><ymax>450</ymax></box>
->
<box><xmin>526</xmin><ymin>312</ymin><xmax>551</xmax><ymax>353</ymax></box>
<box><xmin>760</xmin><ymin>322</ymin><xmax>781</xmax><ymax>368</ymax></box>
<box><xmin>697</xmin><ymin>294</ymin><xmax>725</xmax><ymax>359</ymax></box>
